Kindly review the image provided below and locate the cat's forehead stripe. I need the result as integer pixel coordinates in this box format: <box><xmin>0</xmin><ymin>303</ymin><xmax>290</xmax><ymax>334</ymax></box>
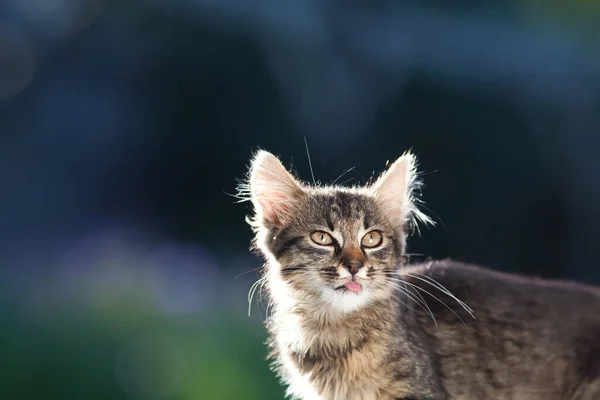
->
<box><xmin>332</xmin><ymin>192</ymin><xmax>365</xmax><ymax>218</ymax></box>
<box><xmin>325</xmin><ymin>214</ymin><xmax>335</xmax><ymax>231</ymax></box>
<box><xmin>363</xmin><ymin>213</ymin><xmax>372</xmax><ymax>230</ymax></box>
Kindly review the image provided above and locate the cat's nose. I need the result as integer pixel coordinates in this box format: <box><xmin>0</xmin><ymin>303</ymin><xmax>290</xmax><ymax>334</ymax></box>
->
<box><xmin>343</xmin><ymin>260</ymin><xmax>364</xmax><ymax>276</ymax></box>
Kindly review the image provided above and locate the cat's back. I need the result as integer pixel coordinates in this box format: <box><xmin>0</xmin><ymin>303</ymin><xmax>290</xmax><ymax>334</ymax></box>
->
<box><xmin>401</xmin><ymin>260</ymin><xmax>600</xmax><ymax>400</ymax></box>
<box><xmin>403</xmin><ymin>259</ymin><xmax>600</xmax><ymax>316</ymax></box>
<box><xmin>402</xmin><ymin>259</ymin><xmax>600</xmax><ymax>347</ymax></box>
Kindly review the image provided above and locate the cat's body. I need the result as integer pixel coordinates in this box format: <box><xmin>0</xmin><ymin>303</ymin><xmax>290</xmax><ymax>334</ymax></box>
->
<box><xmin>241</xmin><ymin>150</ymin><xmax>600</xmax><ymax>400</ymax></box>
<box><xmin>267</xmin><ymin>260</ymin><xmax>600</xmax><ymax>400</ymax></box>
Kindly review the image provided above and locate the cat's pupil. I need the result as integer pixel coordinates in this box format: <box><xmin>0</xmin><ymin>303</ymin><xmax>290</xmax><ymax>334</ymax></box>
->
<box><xmin>369</xmin><ymin>235</ymin><xmax>373</xmax><ymax>243</ymax></box>
<box><xmin>320</xmin><ymin>234</ymin><xmax>325</xmax><ymax>242</ymax></box>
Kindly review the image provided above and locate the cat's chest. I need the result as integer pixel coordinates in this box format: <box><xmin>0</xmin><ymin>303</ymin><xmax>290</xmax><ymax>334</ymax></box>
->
<box><xmin>281</xmin><ymin>341</ymin><xmax>405</xmax><ymax>400</ymax></box>
<box><xmin>271</xmin><ymin>309</ymin><xmax>407</xmax><ymax>399</ymax></box>
<box><xmin>287</xmin><ymin>351</ymin><xmax>387</xmax><ymax>400</ymax></box>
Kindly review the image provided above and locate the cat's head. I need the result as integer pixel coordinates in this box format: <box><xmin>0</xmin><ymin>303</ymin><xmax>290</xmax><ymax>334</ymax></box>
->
<box><xmin>242</xmin><ymin>150</ymin><xmax>432</xmax><ymax>314</ymax></box>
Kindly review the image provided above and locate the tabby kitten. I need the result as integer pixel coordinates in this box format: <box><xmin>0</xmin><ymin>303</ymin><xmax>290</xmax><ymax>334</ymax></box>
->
<box><xmin>241</xmin><ymin>150</ymin><xmax>600</xmax><ymax>400</ymax></box>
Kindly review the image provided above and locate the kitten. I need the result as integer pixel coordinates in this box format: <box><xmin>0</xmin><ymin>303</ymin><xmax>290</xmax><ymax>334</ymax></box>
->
<box><xmin>241</xmin><ymin>150</ymin><xmax>600</xmax><ymax>400</ymax></box>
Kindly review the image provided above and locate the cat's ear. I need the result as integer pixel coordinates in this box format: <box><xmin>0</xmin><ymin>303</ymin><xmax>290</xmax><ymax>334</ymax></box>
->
<box><xmin>370</xmin><ymin>152</ymin><xmax>432</xmax><ymax>229</ymax></box>
<box><xmin>248</xmin><ymin>150</ymin><xmax>305</xmax><ymax>226</ymax></box>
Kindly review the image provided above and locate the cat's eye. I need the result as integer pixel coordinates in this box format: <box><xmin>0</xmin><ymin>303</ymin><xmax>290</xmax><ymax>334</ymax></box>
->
<box><xmin>310</xmin><ymin>231</ymin><xmax>334</xmax><ymax>246</ymax></box>
<box><xmin>361</xmin><ymin>231</ymin><xmax>383</xmax><ymax>248</ymax></box>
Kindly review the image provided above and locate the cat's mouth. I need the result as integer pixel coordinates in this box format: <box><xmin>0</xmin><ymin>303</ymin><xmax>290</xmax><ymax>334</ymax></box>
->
<box><xmin>335</xmin><ymin>281</ymin><xmax>363</xmax><ymax>294</ymax></box>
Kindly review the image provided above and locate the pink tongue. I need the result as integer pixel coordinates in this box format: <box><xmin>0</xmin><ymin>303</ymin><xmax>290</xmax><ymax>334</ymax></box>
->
<box><xmin>344</xmin><ymin>281</ymin><xmax>362</xmax><ymax>293</ymax></box>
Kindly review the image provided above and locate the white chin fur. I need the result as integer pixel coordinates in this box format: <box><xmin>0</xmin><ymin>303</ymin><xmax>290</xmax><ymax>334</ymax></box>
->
<box><xmin>321</xmin><ymin>286</ymin><xmax>371</xmax><ymax>314</ymax></box>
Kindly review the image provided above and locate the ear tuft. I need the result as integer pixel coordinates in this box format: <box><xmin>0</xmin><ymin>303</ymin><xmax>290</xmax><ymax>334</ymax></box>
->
<box><xmin>370</xmin><ymin>152</ymin><xmax>433</xmax><ymax>233</ymax></box>
<box><xmin>248</xmin><ymin>150</ymin><xmax>304</xmax><ymax>227</ymax></box>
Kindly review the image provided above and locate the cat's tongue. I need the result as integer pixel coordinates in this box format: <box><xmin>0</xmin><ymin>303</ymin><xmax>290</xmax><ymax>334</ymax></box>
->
<box><xmin>344</xmin><ymin>281</ymin><xmax>362</xmax><ymax>293</ymax></box>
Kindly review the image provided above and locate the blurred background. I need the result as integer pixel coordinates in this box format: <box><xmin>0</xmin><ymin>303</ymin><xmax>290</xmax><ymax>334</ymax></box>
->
<box><xmin>1</xmin><ymin>0</ymin><xmax>599</xmax><ymax>398</ymax></box>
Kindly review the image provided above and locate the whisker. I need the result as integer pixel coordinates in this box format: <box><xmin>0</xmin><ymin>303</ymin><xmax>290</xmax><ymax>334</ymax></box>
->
<box><xmin>235</xmin><ymin>267</ymin><xmax>262</xmax><ymax>279</ymax></box>
<box><xmin>405</xmin><ymin>252</ymin><xmax>425</xmax><ymax>258</ymax></box>
<box><xmin>247</xmin><ymin>277</ymin><xmax>264</xmax><ymax>317</ymax></box>
<box><xmin>383</xmin><ymin>275</ymin><xmax>467</xmax><ymax>326</ymax></box>
<box><xmin>377</xmin><ymin>281</ymin><xmax>422</xmax><ymax>315</ymax></box>
<box><xmin>389</xmin><ymin>265</ymin><xmax>473</xmax><ymax>316</ymax></box>
<box><xmin>257</xmin><ymin>276</ymin><xmax>269</xmax><ymax>318</ymax></box>
<box><xmin>351</xmin><ymin>169</ymin><xmax>367</xmax><ymax>185</ymax></box>
<box><xmin>304</xmin><ymin>137</ymin><xmax>316</xmax><ymax>185</ymax></box>
<box><xmin>247</xmin><ymin>279</ymin><xmax>260</xmax><ymax>304</ymax></box>
<box><xmin>379</xmin><ymin>277</ymin><xmax>434</xmax><ymax>319</ymax></box>
<box><xmin>377</xmin><ymin>279</ymin><xmax>437</xmax><ymax>325</ymax></box>
<box><xmin>405</xmin><ymin>271</ymin><xmax>474</xmax><ymax>316</ymax></box>
<box><xmin>338</xmin><ymin>177</ymin><xmax>356</xmax><ymax>186</ymax></box>
<box><xmin>331</xmin><ymin>166</ymin><xmax>356</xmax><ymax>186</ymax></box>
<box><xmin>400</xmin><ymin>278</ymin><xmax>437</xmax><ymax>326</ymax></box>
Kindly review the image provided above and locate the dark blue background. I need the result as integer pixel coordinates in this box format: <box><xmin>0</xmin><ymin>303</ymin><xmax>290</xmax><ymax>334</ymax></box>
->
<box><xmin>1</xmin><ymin>0</ymin><xmax>599</xmax><ymax>398</ymax></box>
